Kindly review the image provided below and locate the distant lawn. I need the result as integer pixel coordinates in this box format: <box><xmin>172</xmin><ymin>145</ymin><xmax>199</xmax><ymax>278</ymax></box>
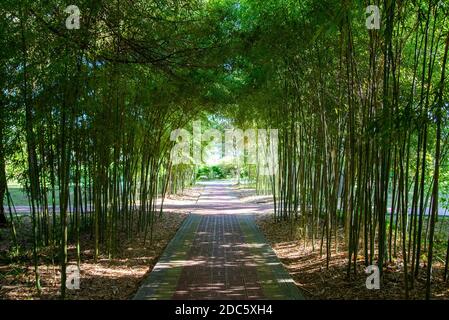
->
<box><xmin>7</xmin><ymin>184</ymin><xmax>29</xmax><ymax>207</ymax></box>
<box><xmin>6</xmin><ymin>183</ymin><xmax>75</xmax><ymax>207</ymax></box>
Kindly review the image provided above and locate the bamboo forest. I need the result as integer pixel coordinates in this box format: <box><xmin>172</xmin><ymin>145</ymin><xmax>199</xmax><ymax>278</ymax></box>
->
<box><xmin>1</xmin><ymin>0</ymin><xmax>449</xmax><ymax>303</ymax></box>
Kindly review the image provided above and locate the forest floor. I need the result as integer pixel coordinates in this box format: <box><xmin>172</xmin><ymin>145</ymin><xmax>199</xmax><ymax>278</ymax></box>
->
<box><xmin>235</xmin><ymin>185</ymin><xmax>449</xmax><ymax>300</ymax></box>
<box><xmin>256</xmin><ymin>216</ymin><xmax>449</xmax><ymax>299</ymax></box>
<box><xmin>0</xmin><ymin>188</ymin><xmax>203</xmax><ymax>300</ymax></box>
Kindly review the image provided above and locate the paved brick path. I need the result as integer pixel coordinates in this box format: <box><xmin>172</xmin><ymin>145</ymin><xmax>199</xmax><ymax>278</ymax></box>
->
<box><xmin>133</xmin><ymin>182</ymin><xmax>304</xmax><ymax>300</ymax></box>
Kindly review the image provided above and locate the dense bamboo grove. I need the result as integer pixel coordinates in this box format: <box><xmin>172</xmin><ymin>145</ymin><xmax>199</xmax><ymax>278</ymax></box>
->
<box><xmin>0</xmin><ymin>0</ymin><xmax>225</xmax><ymax>298</ymax></box>
<box><xmin>1</xmin><ymin>0</ymin><xmax>449</xmax><ymax>299</ymax></box>
<box><xmin>227</xmin><ymin>0</ymin><xmax>449</xmax><ymax>298</ymax></box>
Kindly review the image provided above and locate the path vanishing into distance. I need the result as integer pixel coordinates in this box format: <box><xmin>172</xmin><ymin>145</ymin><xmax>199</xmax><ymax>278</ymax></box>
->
<box><xmin>133</xmin><ymin>181</ymin><xmax>304</xmax><ymax>300</ymax></box>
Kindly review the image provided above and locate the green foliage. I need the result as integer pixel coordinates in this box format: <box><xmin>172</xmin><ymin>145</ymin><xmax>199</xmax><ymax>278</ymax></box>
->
<box><xmin>1</xmin><ymin>0</ymin><xmax>449</xmax><ymax>299</ymax></box>
<box><xmin>196</xmin><ymin>166</ymin><xmax>211</xmax><ymax>179</ymax></box>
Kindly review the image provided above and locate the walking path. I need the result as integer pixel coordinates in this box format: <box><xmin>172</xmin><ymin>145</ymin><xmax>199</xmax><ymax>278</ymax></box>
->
<box><xmin>133</xmin><ymin>181</ymin><xmax>304</xmax><ymax>300</ymax></box>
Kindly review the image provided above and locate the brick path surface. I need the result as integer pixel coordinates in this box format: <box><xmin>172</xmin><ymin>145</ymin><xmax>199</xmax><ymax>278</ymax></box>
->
<box><xmin>133</xmin><ymin>181</ymin><xmax>304</xmax><ymax>300</ymax></box>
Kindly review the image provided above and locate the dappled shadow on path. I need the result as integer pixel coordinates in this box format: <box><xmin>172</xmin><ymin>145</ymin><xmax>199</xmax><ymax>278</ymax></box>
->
<box><xmin>134</xmin><ymin>213</ymin><xmax>303</xmax><ymax>300</ymax></box>
<box><xmin>133</xmin><ymin>182</ymin><xmax>303</xmax><ymax>300</ymax></box>
<box><xmin>172</xmin><ymin>214</ymin><xmax>266</xmax><ymax>299</ymax></box>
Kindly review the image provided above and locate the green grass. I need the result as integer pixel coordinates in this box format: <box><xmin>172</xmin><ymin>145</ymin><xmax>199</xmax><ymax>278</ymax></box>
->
<box><xmin>6</xmin><ymin>183</ymin><xmax>76</xmax><ymax>207</ymax></box>
<box><xmin>7</xmin><ymin>183</ymin><xmax>29</xmax><ymax>207</ymax></box>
